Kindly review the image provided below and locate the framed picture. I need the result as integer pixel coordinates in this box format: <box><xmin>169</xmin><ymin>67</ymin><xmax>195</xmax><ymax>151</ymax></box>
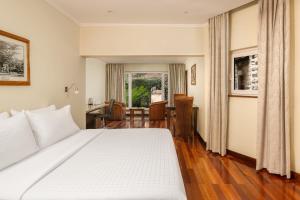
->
<box><xmin>0</xmin><ymin>29</ymin><xmax>30</xmax><ymax>86</ymax></box>
<box><xmin>230</xmin><ymin>47</ymin><xmax>258</xmax><ymax>97</ymax></box>
<box><xmin>191</xmin><ymin>64</ymin><xmax>196</xmax><ymax>85</ymax></box>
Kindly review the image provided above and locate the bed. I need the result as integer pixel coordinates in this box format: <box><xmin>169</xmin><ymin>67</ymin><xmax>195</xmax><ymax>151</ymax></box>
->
<box><xmin>0</xmin><ymin>128</ymin><xmax>186</xmax><ymax>200</ymax></box>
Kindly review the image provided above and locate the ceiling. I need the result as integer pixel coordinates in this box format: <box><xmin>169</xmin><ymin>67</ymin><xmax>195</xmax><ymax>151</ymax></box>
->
<box><xmin>93</xmin><ymin>56</ymin><xmax>203</xmax><ymax>64</ymax></box>
<box><xmin>46</xmin><ymin>0</ymin><xmax>253</xmax><ymax>25</ymax></box>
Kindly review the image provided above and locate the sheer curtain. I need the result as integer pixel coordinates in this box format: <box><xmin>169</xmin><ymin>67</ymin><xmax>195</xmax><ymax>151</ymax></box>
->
<box><xmin>206</xmin><ymin>13</ymin><xmax>229</xmax><ymax>156</ymax></box>
<box><xmin>105</xmin><ymin>64</ymin><xmax>125</xmax><ymax>102</ymax></box>
<box><xmin>257</xmin><ymin>0</ymin><xmax>291</xmax><ymax>178</ymax></box>
<box><xmin>169</xmin><ymin>64</ymin><xmax>186</xmax><ymax>105</ymax></box>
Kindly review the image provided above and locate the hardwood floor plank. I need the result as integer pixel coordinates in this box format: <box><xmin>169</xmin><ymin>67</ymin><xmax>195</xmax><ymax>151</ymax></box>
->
<box><xmin>207</xmin><ymin>154</ymin><xmax>237</xmax><ymax>184</ymax></box>
<box><xmin>199</xmin><ymin>184</ymin><xmax>220</xmax><ymax>200</ymax></box>
<box><xmin>212</xmin><ymin>184</ymin><xmax>228</xmax><ymax>200</ymax></box>
<box><xmin>220</xmin><ymin>158</ymin><xmax>250</xmax><ymax>184</ymax></box>
<box><xmin>187</xmin><ymin>169</ymin><xmax>205</xmax><ymax>199</ymax></box>
<box><xmin>218</xmin><ymin>184</ymin><xmax>242</xmax><ymax>200</ymax></box>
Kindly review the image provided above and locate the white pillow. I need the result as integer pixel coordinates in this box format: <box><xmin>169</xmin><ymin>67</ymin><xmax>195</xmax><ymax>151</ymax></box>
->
<box><xmin>0</xmin><ymin>112</ymin><xmax>9</xmax><ymax>120</ymax></box>
<box><xmin>0</xmin><ymin>113</ymin><xmax>39</xmax><ymax>170</ymax></box>
<box><xmin>26</xmin><ymin>105</ymin><xmax>80</xmax><ymax>148</ymax></box>
<box><xmin>10</xmin><ymin>105</ymin><xmax>56</xmax><ymax>116</ymax></box>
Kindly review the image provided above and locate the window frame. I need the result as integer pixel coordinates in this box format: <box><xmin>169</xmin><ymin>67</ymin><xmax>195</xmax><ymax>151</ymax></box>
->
<box><xmin>124</xmin><ymin>71</ymin><xmax>169</xmax><ymax>108</ymax></box>
<box><xmin>230</xmin><ymin>47</ymin><xmax>258</xmax><ymax>97</ymax></box>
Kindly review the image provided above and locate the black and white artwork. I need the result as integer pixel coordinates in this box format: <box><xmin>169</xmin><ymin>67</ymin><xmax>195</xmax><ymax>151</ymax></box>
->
<box><xmin>191</xmin><ymin>64</ymin><xmax>196</xmax><ymax>85</ymax></box>
<box><xmin>0</xmin><ymin>30</ymin><xmax>30</xmax><ymax>86</ymax></box>
<box><xmin>231</xmin><ymin>48</ymin><xmax>258</xmax><ymax>96</ymax></box>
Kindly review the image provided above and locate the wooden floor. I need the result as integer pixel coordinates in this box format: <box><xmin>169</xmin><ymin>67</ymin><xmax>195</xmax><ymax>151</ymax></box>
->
<box><xmin>106</xmin><ymin>119</ymin><xmax>300</xmax><ymax>200</ymax></box>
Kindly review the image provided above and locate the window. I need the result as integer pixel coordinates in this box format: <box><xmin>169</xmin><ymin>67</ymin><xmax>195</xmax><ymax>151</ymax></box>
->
<box><xmin>125</xmin><ymin>72</ymin><xmax>168</xmax><ymax>108</ymax></box>
<box><xmin>231</xmin><ymin>48</ymin><xmax>258</xmax><ymax>96</ymax></box>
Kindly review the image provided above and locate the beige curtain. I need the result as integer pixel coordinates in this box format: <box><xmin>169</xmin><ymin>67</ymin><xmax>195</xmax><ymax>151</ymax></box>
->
<box><xmin>207</xmin><ymin>13</ymin><xmax>229</xmax><ymax>156</ymax></box>
<box><xmin>257</xmin><ymin>0</ymin><xmax>291</xmax><ymax>178</ymax></box>
<box><xmin>169</xmin><ymin>64</ymin><xmax>186</xmax><ymax>105</ymax></box>
<box><xmin>105</xmin><ymin>64</ymin><xmax>125</xmax><ymax>102</ymax></box>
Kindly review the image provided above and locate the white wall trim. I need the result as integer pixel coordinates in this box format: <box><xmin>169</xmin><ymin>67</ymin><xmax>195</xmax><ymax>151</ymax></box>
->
<box><xmin>45</xmin><ymin>0</ymin><xmax>79</xmax><ymax>25</ymax></box>
<box><xmin>82</xmin><ymin>54</ymin><xmax>206</xmax><ymax>57</ymax></box>
<box><xmin>80</xmin><ymin>23</ymin><xmax>208</xmax><ymax>28</ymax></box>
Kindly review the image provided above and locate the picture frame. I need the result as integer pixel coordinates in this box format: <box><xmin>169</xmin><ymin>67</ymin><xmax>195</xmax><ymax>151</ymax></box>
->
<box><xmin>0</xmin><ymin>29</ymin><xmax>30</xmax><ymax>86</ymax></box>
<box><xmin>191</xmin><ymin>64</ymin><xmax>196</xmax><ymax>85</ymax></box>
<box><xmin>230</xmin><ymin>47</ymin><xmax>258</xmax><ymax>97</ymax></box>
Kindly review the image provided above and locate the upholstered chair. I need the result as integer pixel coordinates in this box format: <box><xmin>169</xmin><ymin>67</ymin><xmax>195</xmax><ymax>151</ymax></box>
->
<box><xmin>149</xmin><ymin>101</ymin><xmax>168</xmax><ymax>121</ymax></box>
<box><xmin>174</xmin><ymin>96</ymin><xmax>194</xmax><ymax>142</ymax></box>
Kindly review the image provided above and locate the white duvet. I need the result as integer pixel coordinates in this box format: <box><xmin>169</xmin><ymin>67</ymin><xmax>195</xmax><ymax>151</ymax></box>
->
<box><xmin>0</xmin><ymin>128</ymin><xmax>186</xmax><ymax>200</ymax></box>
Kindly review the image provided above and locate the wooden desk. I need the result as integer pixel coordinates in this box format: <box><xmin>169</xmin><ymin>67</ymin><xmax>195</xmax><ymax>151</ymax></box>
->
<box><xmin>166</xmin><ymin>105</ymin><xmax>199</xmax><ymax>134</ymax></box>
<box><xmin>129</xmin><ymin>107</ymin><xmax>145</xmax><ymax>121</ymax></box>
<box><xmin>86</xmin><ymin>104</ymin><xmax>105</xmax><ymax>129</ymax></box>
<box><xmin>86</xmin><ymin>104</ymin><xmax>105</xmax><ymax>114</ymax></box>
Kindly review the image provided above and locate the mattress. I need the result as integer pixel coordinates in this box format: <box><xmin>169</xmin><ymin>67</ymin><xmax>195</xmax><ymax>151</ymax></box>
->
<box><xmin>0</xmin><ymin>128</ymin><xmax>186</xmax><ymax>200</ymax></box>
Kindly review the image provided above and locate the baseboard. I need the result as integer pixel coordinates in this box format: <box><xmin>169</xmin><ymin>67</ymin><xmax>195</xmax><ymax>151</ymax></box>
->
<box><xmin>196</xmin><ymin>134</ymin><xmax>256</xmax><ymax>168</ymax></box>
<box><xmin>196</xmin><ymin>134</ymin><xmax>300</xmax><ymax>179</ymax></box>
<box><xmin>292</xmin><ymin>171</ymin><xmax>300</xmax><ymax>181</ymax></box>
<box><xmin>226</xmin><ymin>149</ymin><xmax>256</xmax><ymax>168</ymax></box>
<box><xmin>196</xmin><ymin>132</ymin><xmax>207</xmax><ymax>148</ymax></box>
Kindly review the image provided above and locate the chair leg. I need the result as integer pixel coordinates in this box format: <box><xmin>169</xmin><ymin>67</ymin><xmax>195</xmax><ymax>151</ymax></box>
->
<box><xmin>172</xmin><ymin>121</ymin><xmax>176</xmax><ymax>137</ymax></box>
<box><xmin>102</xmin><ymin>117</ymin><xmax>106</xmax><ymax>128</ymax></box>
<box><xmin>187</xmin><ymin>129</ymin><xmax>194</xmax><ymax>147</ymax></box>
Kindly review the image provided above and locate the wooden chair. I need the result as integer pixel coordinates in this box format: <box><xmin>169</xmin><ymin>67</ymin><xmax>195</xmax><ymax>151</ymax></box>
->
<box><xmin>174</xmin><ymin>93</ymin><xmax>186</xmax><ymax>100</ymax></box>
<box><xmin>174</xmin><ymin>96</ymin><xmax>194</xmax><ymax>142</ymax></box>
<box><xmin>104</xmin><ymin>100</ymin><xmax>126</xmax><ymax>121</ymax></box>
<box><xmin>149</xmin><ymin>101</ymin><xmax>168</xmax><ymax>121</ymax></box>
<box><xmin>172</xmin><ymin>93</ymin><xmax>187</xmax><ymax>116</ymax></box>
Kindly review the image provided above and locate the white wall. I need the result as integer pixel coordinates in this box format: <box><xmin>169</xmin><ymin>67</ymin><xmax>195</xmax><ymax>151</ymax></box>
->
<box><xmin>227</xmin><ymin>1</ymin><xmax>300</xmax><ymax>174</ymax></box>
<box><xmin>80</xmin><ymin>25</ymin><xmax>206</xmax><ymax>56</ymax></box>
<box><xmin>0</xmin><ymin>0</ymin><xmax>85</xmax><ymax>127</ymax></box>
<box><xmin>203</xmin><ymin>25</ymin><xmax>210</xmax><ymax>142</ymax></box>
<box><xmin>185</xmin><ymin>57</ymin><xmax>206</xmax><ymax>139</ymax></box>
<box><xmin>230</xmin><ymin>4</ymin><xmax>259</xmax><ymax>50</ymax></box>
<box><xmin>85</xmin><ymin>58</ymin><xmax>106</xmax><ymax>104</ymax></box>
<box><xmin>228</xmin><ymin>97</ymin><xmax>257</xmax><ymax>158</ymax></box>
<box><xmin>227</xmin><ymin>3</ymin><xmax>259</xmax><ymax>158</ymax></box>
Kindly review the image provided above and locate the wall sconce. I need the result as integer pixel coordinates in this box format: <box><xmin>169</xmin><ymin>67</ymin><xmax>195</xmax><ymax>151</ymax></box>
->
<box><xmin>65</xmin><ymin>83</ymin><xmax>79</xmax><ymax>95</ymax></box>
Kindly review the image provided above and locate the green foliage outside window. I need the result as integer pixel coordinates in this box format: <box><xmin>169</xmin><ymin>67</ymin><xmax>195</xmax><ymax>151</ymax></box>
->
<box><xmin>132</xmin><ymin>78</ymin><xmax>161</xmax><ymax>107</ymax></box>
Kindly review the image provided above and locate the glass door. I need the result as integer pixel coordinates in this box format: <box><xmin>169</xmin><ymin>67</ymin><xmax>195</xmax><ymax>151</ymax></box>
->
<box><xmin>125</xmin><ymin>72</ymin><xmax>168</xmax><ymax>108</ymax></box>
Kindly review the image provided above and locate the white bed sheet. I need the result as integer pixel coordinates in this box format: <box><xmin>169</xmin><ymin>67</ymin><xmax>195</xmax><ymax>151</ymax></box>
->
<box><xmin>0</xmin><ymin>129</ymin><xmax>103</xmax><ymax>200</ymax></box>
<box><xmin>23</xmin><ymin>128</ymin><xmax>186</xmax><ymax>200</ymax></box>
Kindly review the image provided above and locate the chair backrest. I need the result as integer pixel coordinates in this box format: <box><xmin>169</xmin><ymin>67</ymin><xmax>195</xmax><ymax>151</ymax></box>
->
<box><xmin>104</xmin><ymin>100</ymin><xmax>126</xmax><ymax>120</ymax></box>
<box><xmin>175</xmin><ymin>96</ymin><xmax>194</xmax><ymax>139</ymax></box>
<box><xmin>149</xmin><ymin>101</ymin><xmax>168</xmax><ymax>121</ymax></box>
<box><xmin>174</xmin><ymin>93</ymin><xmax>186</xmax><ymax>99</ymax></box>
<box><xmin>108</xmin><ymin>99</ymin><xmax>115</xmax><ymax>116</ymax></box>
<box><xmin>174</xmin><ymin>93</ymin><xmax>186</xmax><ymax>105</ymax></box>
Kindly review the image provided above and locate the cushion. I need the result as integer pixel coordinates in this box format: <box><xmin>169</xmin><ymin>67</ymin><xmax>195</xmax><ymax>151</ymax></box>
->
<box><xmin>0</xmin><ymin>112</ymin><xmax>9</xmax><ymax>120</ymax></box>
<box><xmin>10</xmin><ymin>105</ymin><xmax>56</xmax><ymax>116</ymax></box>
<box><xmin>0</xmin><ymin>113</ymin><xmax>39</xmax><ymax>170</ymax></box>
<box><xmin>26</xmin><ymin>105</ymin><xmax>80</xmax><ymax>148</ymax></box>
